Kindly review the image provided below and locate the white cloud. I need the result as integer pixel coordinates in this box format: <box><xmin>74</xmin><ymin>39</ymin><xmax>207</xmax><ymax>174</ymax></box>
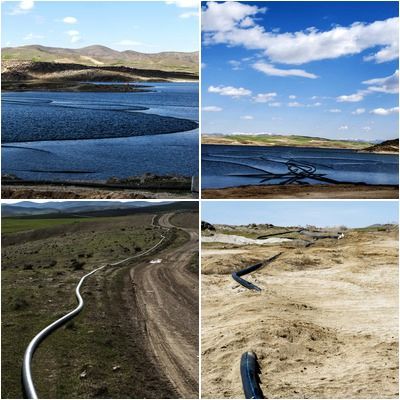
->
<box><xmin>362</xmin><ymin>126</ymin><xmax>372</xmax><ymax>132</ymax></box>
<box><xmin>370</xmin><ymin>107</ymin><xmax>399</xmax><ymax>116</ymax></box>
<box><xmin>252</xmin><ymin>92</ymin><xmax>277</xmax><ymax>103</ymax></box>
<box><xmin>337</xmin><ymin>91</ymin><xmax>366</xmax><ymax>103</ymax></box>
<box><xmin>202</xmin><ymin>2</ymin><xmax>264</xmax><ymax>32</ymax></box>
<box><xmin>268</xmin><ymin>102</ymin><xmax>281</xmax><ymax>107</ymax></box>
<box><xmin>66</xmin><ymin>30</ymin><xmax>81</xmax><ymax>44</ymax></box>
<box><xmin>339</xmin><ymin>125</ymin><xmax>349</xmax><ymax>130</ymax></box>
<box><xmin>23</xmin><ymin>32</ymin><xmax>44</xmax><ymax>41</ymax></box>
<box><xmin>166</xmin><ymin>0</ymin><xmax>198</xmax><ymax>8</ymax></box>
<box><xmin>201</xmin><ymin>62</ymin><xmax>206</xmax><ymax>69</ymax></box>
<box><xmin>289</xmin><ymin>95</ymin><xmax>296</xmax><ymax>99</ymax></box>
<box><xmin>203</xmin><ymin>106</ymin><xmax>222</xmax><ymax>112</ymax></box>
<box><xmin>228</xmin><ymin>60</ymin><xmax>241</xmax><ymax>70</ymax></box>
<box><xmin>329</xmin><ymin>108</ymin><xmax>342</xmax><ymax>113</ymax></box>
<box><xmin>288</xmin><ymin>102</ymin><xmax>302</xmax><ymax>107</ymax></box>
<box><xmin>63</xmin><ymin>16</ymin><xmax>77</xmax><ymax>24</ymax></box>
<box><xmin>241</xmin><ymin>115</ymin><xmax>254</xmax><ymax>120</ymax></box>
<box><xmin>364</xmin><ymin>45</ymin><xmax>398</xmax><ymax>63</ymax></box>
<box><xmin>180</xmin><ymin>11</ymin><xmax>199</xmax><ymax>18</ymax></box>
<box><xmin>252</xmin><ymin>62</ymin><xmax>317</xmax><ymax>79</ymax></box>
<box><xmin>338</xmin><ymin>71</ymin><xmax>398</xmax><ymax>103</ymax></box>
<box><xmin>362</xmin><ymin>70</ymin><xmax>399</xmax><ymax>94</ymax></box>
<box><xmin>352</xmin><ymin>108</ymin><xmax>365</xmax><ymax>115</ymax></box>
<box><xmin>208</xmin><ymin>85</ymin><xmax>252</xmax><ymax>98</ymax></box>
<box><xmin>20</xmin><ymin>0</ymin><xmax>34</xmax><ymax>10</ymax></box>
<box><xmin>9</xmin><ymin>0</ymin><xmax>34</xmax><ymax>15</ymax></box>
<box><xmin>202</xmin><ymin>2</ymin><xmax>398</xmax><ymax>65</ymax></box>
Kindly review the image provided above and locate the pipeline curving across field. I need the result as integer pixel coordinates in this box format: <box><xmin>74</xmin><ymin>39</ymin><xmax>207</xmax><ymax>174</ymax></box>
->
<box><xmin>231</xmin><ymin>253</ymin><xmax>281</xmax><ymax>292</ymax></box>
<box><xmin>22</xmin><ymin>230</ymin><xmax>168</xmax><ymax>399</ymax></box>
<box><xmin>240</xmin><ymin>351</ymin><xmax>264</xmax><ymax>399</ymax></box>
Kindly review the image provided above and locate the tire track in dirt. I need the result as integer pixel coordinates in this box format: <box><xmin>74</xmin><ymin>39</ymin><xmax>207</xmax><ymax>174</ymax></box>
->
<box><xmin>129</xmin><ymin>213</ymin><xmax>199</xmax><ymax>398</ymax></box>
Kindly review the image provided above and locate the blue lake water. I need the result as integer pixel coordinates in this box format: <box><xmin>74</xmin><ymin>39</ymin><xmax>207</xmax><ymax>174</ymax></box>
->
<box><xmin>2</xmin><ymin>82</ymin><xmax>199</xmax><ymax>181</ymax></box>
<box><xmin>202</xmin><ymin>144</ymin><xmax>399</xmax><ymax>188</ymax></box>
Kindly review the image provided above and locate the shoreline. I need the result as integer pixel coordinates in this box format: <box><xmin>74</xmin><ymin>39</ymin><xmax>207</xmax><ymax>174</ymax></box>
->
<box><xmin>202</xmin><ymin>183</ymin><xmax>399</xmax><ymax>199</ymax></box>
<box><xmin>1</xmin><ymin>80</ymin><xmax>197</xmax><ymax>92</ymax></box>
<box><xmin>2</xmin><ymin>183</ymin><xmax>196</xmax><ymax>199</ymax></box>
<box><xmin>1</xmin><ymin>173</ymin><xmax>198</xmax><ymax>199</ymax></box>
<box><xmin>201</xmin><ymin>141</ymin><xmax>399</xmax><ymax>155</ymax></box>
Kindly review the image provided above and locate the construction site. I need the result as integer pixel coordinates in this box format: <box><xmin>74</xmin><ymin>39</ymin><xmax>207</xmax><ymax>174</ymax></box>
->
<box><xmin>201</xmin><ymin>218</ymin><xmax>398</xmax><ymax>398</ymax></box>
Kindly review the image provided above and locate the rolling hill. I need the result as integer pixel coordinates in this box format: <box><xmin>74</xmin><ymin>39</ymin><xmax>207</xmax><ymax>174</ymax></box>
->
<box><xmin>362</xmin><ymin>138</ymin><xmax>399</xmax><ymax>154</ymax></box>
<box><xmin>2</xmin><ymin>45</ymin><xmax>198</xmax><ymax>73</ymax></box>
<box><xmin>1</xmin><ymin>201</ymin><xmax>170</xmax><ymax>217</ymax></box>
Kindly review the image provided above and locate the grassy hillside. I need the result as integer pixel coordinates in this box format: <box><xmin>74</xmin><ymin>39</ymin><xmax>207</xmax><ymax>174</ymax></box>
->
<box><xmin>202</xmin><ymin>134</ymin><xmax>373</xmax><ymax>150</ymax></box>
<box><xmin>2</xmin><ymin>202</ymin><xmax>198</xmax><ymax>233</ymax></box>
<box><xmin>2</xmin><ymin>217</ymin><xmax>101</xmax><ymax>234</ymax></box>
<box><xmin>2</xmin><ymin>45</ymin><xmax>198</xmax><ymax>73</ymax></box>
<box><xmin>362</xmin><ymin>138</ymin><xmax>399</xmax><ymax>154</ymax></box>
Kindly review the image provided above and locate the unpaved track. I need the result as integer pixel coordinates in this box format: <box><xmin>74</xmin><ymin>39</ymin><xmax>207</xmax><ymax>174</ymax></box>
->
<box><xmin>129</xmin><ymin>213</ymin><xmax>199</xmax><ymax>398</ymax></box>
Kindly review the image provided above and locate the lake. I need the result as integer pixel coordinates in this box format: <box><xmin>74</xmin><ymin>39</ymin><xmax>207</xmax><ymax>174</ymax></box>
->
<box><xmin>202</xmin><ymin>144</ymin><xmax>399</xmax><ymax>189</ymax></box>
<box><xmin>2</xmin><ymin>82</ymin><xmax>198</xmax><ymax>181</ymax></box>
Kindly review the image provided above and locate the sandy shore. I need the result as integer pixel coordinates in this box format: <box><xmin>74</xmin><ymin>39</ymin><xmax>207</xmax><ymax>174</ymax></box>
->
<box><xmin>202</xmin><ymin>184</ymin><xmax>399</xmax><ymax>199</ymax></box>
<box><xmin>201</xmin><ymin>229</ymin><xmax>399</xmax><ymax>398</ymax></box>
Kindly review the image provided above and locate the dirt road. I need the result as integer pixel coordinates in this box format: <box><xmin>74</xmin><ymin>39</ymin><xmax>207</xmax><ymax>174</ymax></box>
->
<box><xmin>74</xmin><ymin>212</ymin><xmax>199</xmax><ymax>398</ymax></box>
<box><xmin>126</xmin><ymin>213</ymin><xmax>199</xmax><ymax>398</ymax></box>
<box><xmin>201</xmin><ymin>229</ymin><xmax>398</xmax><ymax>398</ymax></box>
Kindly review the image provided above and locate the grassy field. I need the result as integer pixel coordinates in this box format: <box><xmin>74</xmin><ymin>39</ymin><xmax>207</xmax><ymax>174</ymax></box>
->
<box><xmin>1</xmin><ymin>212</ymin><xmax>177</xmax><ymax>398</ymax></box>
<box><xmin>202</xmin><ymin>134</ymin><xmax>372</xmax><ymax>150</ymax></box>
<box><xmin>2</xmin><ymin>217</ymin><xmax>105</xmax><ymax>234</ymax></box>
<box><xmin>170</xmin><ymin>211</ymin><xmax>199</xmax><ymax>230</ymax></box>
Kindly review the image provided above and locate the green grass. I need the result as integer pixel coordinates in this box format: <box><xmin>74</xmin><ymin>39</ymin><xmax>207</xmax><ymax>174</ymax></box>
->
<box><xmin>227</xmin><ymin>134</ymin><xmax>372</xmax><ymax>149</ymax></box>
<box><xmin>2</xmin><ymin>217</ymin><xmax>101</xmax><ymax>234</ymax></box>
<box><xmin>1</xmin><ymin>213</ymin><xmax>163</xmax><ymax>398</ymax></box>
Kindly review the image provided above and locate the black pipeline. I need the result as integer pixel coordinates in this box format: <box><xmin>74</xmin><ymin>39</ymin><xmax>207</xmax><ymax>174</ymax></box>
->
<box><xmin>240</xmin><ymin>351</ymin><xmax>264</xmax><ymax>399</ymax></box>
<box><xmin>231</xmin><ymin>253</ymin><xmax>281</xmax><ymax>291</ymax></box>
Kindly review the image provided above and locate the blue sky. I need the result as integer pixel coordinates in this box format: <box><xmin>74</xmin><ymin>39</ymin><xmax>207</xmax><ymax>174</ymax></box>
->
<box><xmin>2</xmin><ymin>0</ymin><xmax>199</xmax><ymax>53</ymax></box>
<box><xmin>201</xmin><ymin>1</ymin><xmax>399</xmax><ymax>141</ymax></box>
<box><xmin>202</xmin><ymin>201</ymin><xmax>399</xmax><ymax>227</ymax></box>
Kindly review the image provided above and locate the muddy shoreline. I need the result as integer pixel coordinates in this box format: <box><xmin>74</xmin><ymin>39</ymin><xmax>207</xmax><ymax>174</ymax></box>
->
<box><xmin>2</xmin><ymin>175</ymin><xmax>197</xmax><ymax>199</ymax></box>
<box><xmin>202</xmin><ymin>183</ymin><xmax>399</xmax><ymax>199</ymax></box>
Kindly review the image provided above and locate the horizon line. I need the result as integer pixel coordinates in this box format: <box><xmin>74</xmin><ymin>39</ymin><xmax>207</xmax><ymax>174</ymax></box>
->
<box><xmin>2</xmin><ymin>43</ymin><xmax>199</xmax><ymax>55</ymax></box>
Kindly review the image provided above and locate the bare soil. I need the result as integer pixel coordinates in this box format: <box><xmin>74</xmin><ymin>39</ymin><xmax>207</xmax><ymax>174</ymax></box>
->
<box><xmin>201</xmin><ymin>228</ymin><xmax>399</xmax><ymax>398</ymax></box>
<box><xmin>129</xmin><ymin>213</ymin><xmax>199</xmax><ymax>398</ymax></box>
<box><xmin>202</xmin><ymin>184</ymin><xmax>399</xmax><ymax>199</ymax></box>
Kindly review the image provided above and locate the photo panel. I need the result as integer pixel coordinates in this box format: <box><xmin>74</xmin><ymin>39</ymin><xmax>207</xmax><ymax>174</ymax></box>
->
<box><xmin>201</xmin><ymin>1</ymin><xmax>399</xmax><ymax>199</ymax></box>
<box><xmin>2</xmin><ymin>199</ymin><xmax>199</xmax><ymax>399</ymax></box>
<box><xmin>2</xmin><ymin>1</ymin><xmax>199</xmax><ymax>200</ymax></box>
<box><xmin>201</xmin><ymin>200</ymin><xmax>399</xmax><ymax>398</ymax></box>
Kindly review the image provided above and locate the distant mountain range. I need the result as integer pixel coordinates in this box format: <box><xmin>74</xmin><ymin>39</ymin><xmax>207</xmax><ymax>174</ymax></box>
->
<box><xmin>2</xmin><ymin>201</ymin><xmax>169</xmax><ymax>217</ymax></box>
<box><xmin>2</xmin><ymin>45</ymin><xmax>198</xmax><ymax>73</ymax></box>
